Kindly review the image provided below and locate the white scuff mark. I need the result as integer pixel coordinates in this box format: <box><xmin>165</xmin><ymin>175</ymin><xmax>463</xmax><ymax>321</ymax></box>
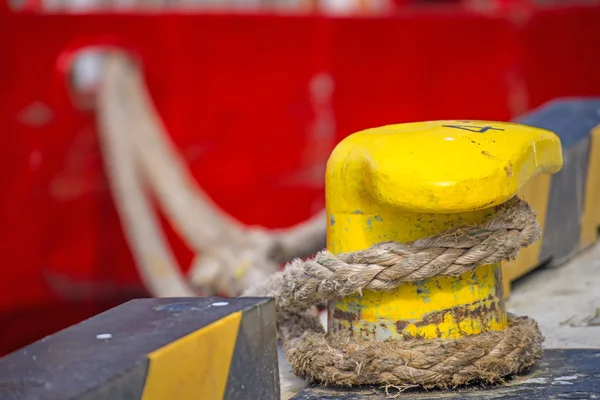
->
<box><xmin>211</xmin><ymin>301</ymin><xmax>229</xmax><ymax>307</ymax></box>
<box><xmin>551</xmin><ymin>380</ymin><xmax>573</xmax><ymax>385</ymax></box>
<box><xmin>555</xmin><ymin>375</ymin><xmax>579</xmax><ymax>381</ymax></box>
<box><xmin>551</xmin><ymin>375</ymin><xmax>578</xmax><ymax>386</ymax></box>
<box><xmin>522</xmin><ymin>377</ymin><xmax>547</xmax><ymax>384</ymax></box>
<box><xmin>96</xmin><ymin>333</ymin><xmax>112</xmax><ymax>340</ymax></box>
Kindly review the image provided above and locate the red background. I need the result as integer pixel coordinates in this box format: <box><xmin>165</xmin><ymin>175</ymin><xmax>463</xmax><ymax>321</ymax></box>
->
<box><xmin>1</xmin><ymin>4</ymin><xmax>600</xmax><ymax>355</ymax></box>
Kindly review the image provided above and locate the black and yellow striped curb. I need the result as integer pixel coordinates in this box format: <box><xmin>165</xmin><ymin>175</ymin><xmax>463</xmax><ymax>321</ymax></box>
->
<box><xmin>502</xmin><ymin>98</ymin><xmax>600</xmax><ymax>296</ymax></box>
<box><xmin>0</xmin><ymin>297</ymin><xmax>279</xmax><ymax>400</ymax></box>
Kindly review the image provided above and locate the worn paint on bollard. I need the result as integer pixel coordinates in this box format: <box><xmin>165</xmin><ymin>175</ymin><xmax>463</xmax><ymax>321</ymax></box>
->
<box><xmin>326</xmin><ymin>120</ymin><xmax>563</xmax><ymax>340</ymax></box>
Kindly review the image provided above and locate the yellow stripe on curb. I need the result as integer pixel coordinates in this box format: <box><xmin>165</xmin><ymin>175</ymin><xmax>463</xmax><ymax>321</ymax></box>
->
<box><xmin>142</xmin><ymin>311</ymin><xmax>242</xmax><ymax>400</ymax></box>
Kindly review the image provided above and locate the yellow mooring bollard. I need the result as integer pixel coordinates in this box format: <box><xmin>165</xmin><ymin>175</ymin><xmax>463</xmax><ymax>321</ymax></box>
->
<box><xmin>326</xmin><ymin>121</ymin><xmax>563</xmax><ymax>340</ymax></box>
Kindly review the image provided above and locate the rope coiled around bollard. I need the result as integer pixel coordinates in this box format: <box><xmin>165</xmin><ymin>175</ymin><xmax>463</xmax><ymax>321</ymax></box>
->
<box><xmin>243</xmin><ymin>196</ymin><xmax>544</xmax><ymax>390</ymax></box>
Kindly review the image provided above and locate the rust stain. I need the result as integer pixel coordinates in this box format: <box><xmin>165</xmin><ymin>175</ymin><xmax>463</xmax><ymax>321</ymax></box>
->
<box><xmin>395</xmin><ymin>320</ymin><xmax>409</xmax><ymax>332</ymax></box>
<box><xmin>473</xmin><ymin>199</ymin><xmax>496</xmax><ymax>210</ymax></box>
<box><xmin>359</xmin><ymin>325</ymin><xmax>377</xmax><ymax>339</ymax></box>
<box><xmin>505</xmin><ymin>161</ymin><xmax>514</xmax><ymax>178</ymax></box>
<box><xmin>394</xmin><ymin>295</ymin><xmax>505</xmax><ymax>338</ymax></box>
<box><xmin>481</xmin><ymin>150</ymin><xmax>495</xmax><ymax>159</ymax></box>
<box><xmin>332</xmin><ymin>308</ymin><xmax>360</xmax><ymax>323</ymax></box>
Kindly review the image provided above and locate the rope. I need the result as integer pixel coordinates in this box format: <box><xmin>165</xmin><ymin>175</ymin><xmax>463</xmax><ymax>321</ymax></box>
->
<box><xmin>97</xmin><ymin>54</ymin><xmax>196</xmax><ymax>297</ymax></box>
<box><xmin>243</xmin><ymin>196</ymin><xmax>544</xmax><ymax>389</ymax></box>
<box><xmin>95</xmin><ymin>52</ymin><xmax>326</xmax><ymax>297</ymax></box>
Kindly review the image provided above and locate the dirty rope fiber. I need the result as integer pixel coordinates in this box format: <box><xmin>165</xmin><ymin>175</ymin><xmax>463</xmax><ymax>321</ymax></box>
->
<box><xmin>243</xmin><ymin>196</ymin><xmax>544</xmax><ymax>390</ymax></box>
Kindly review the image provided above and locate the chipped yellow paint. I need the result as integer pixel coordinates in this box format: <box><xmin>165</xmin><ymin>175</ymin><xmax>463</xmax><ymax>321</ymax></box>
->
<box><xmin>142</xmin><ymin>312</ymin><xmax>241</xmax><ymax>400</ymax></box>
<box><xmin>326</xmin><ymin>120</ymin><xmax>562</xmax><ymax>340</ymax></box>
<box><xmin>335</xmin><ymin>263</ymin><xmax>504</xmax><ymax>338</ymax></box>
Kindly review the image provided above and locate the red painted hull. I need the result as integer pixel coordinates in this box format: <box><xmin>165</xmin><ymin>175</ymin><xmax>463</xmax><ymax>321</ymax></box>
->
<box><xmin>1</xmin><ymin>5</ymin><xmax>600</xmax><ymax>355</ymax></box>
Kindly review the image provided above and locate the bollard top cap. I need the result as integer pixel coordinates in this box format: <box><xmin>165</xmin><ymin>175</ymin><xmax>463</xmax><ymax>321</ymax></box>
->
<box><xmin>327</xmin><ymin>120</ymin><xmax>563</xmax><ymax>213</ymax></box>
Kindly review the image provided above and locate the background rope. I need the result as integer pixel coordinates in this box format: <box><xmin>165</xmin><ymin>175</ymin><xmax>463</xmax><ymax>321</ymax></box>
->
<box><xmin>244</xmin><ymin>196</ymin><xmax>544</xmax><ymax>389</ymax></box>
<box><xmin>96</xmin><ymin>52</ymin><xmax>326</xmax><ymax>297</ymax></box>
<box><xmin>97</xmin><ymin>54</ymin><xmax>196</xmax><ymax>297</ymax></box>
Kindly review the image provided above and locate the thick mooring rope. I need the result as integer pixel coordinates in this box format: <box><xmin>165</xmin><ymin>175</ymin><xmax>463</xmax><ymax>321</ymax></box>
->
<box><xmin>244</xmin><ymin>196</ymin><xmax>544</xmax><ymax>389</ymax></box>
